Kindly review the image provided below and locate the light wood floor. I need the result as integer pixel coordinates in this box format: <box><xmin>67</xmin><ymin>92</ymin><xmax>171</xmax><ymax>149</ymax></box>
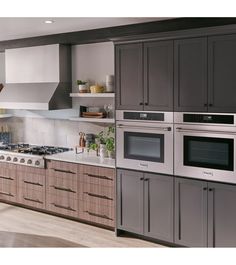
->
<box><xmin>0</xmin><ymin>203</ymin><xmax>165</xmax><ymax>247</ymax></box>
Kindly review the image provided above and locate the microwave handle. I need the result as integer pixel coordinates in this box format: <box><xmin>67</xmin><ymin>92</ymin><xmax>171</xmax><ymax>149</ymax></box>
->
<box><xmin>117</xmin><ymin>124</ymin><xmax>171</xmax><ymax>131</ymax></box>
<box><xmin>176</xmin><ymin>127</ymin><xmax>236</xmax><ymax>135</ymax></box>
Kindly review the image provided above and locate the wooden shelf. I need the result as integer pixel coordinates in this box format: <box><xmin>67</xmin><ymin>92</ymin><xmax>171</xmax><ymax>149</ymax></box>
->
<box><xmin>69</xmin><ymin>117</ymin><xmax>115</xmax><ymax>123</ymax></box>
<box><xmin>70</xmin><ymin>93</ymin><xmax>115</xmax><ymax>98</ymax></box>
<box><xmin>0</xmin><ymin>114</ymin><xmax>13</xmax><ymax>118</ymax></box>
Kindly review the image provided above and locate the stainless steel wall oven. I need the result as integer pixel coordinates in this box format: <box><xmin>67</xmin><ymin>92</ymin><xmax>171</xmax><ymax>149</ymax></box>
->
<box><xmin>116</xmin><ymin>110</ymin><xmax>173</xmax><ymax>175</ymax></box>
<box><xmin>174</xmin><ymin>112</ymin><xmax>236</xmax><ymax>183</ymax></box>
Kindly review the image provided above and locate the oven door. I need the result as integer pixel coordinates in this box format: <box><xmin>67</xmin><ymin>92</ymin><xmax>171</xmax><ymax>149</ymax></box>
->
<box><xmin>116</xmin><ymin>121</ymin><xmax>173</xmax><ymax>174</ymax></box>
<box><xmin>174</xmin><ymin>125</ymin><xmax>236</xmax><ymax>183</ymax></box>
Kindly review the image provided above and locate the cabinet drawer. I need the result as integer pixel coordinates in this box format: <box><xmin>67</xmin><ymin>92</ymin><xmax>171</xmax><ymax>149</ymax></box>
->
<box><xmin>79</xmin><ymin>201</ymin><xmax>114</xmax><ymax>228</ymax></box>
<box><xmin>46</xmin><ymin>160</ymin><xmax>77</xmax><ymax>174</ymax></box>
<box><xmin>46</xmin><ymin>194</ymin><xmax>78</xmax><ymax>218</ymax></box>
<box><xmin>0</xmin><ymin>177</ymin><xmax>17</xmax><ymax>202</ymax></box>
<box><xmin>17</xmin><ymin>165</ymin><xmax>45</xmax><ymax>175</ymax></box>
<box><xmin>0</xmin><ymin>163</ymin><xmax>16</xmax><ymax>180</ymax></box>
<box><xmin>80</xmin><ymin>165</ymin><xmax>115</xmax><ymax>187</ymax></box>
<box><xmin>18</xmin><ymin>189</ymin><xmax>45</xmax><ymax>209</ymax></box>
<box><xmin>80</xmin><ymin>182</ymin><xmax>114</xmax><ymax>207</ymax></box>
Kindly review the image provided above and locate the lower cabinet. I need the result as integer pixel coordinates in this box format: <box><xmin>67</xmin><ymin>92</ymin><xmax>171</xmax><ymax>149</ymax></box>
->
<box><xmin>17</xmin><ymin>166</ymin><xmax>46</xmax><ymax>209</ymax></box>
<box><xmin>117</xmin><ymin>169</ymin><xmax>174</xmax><ymax>243</ymax></box>
<box><xmin>46</xmin><ymin>160</ymin><xmax>78</xmax><ymax>218</ymax></box>
<box><xmin>174</xmin><ymin>178</ymin><xmax>208</xmax><ymax>247</ymax></box>
<box><xmin>78</xmin><ymin>165</ymin><xmax>115</xmax><ymax>228</ymax></box>
<box><xmin>0</xmin><ymin>163</ymin><xmax>17</xmax><ymax>202</ymax></box>
<box><xmin>175</xmin><ymin>177</ymin><xmax>236</xmax><ymax>247</ymax></box>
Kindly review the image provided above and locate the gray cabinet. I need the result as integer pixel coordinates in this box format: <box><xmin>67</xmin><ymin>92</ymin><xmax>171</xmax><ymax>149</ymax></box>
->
<box><xmin>143</xmin><ymin>41</ymin><xmax>173</xmax><ymax>111</ymax></box>
<box><xmin>117</xmin><ymin>169</ymin><xmax>144</xmax><ymax>234</ymax></box>
<box><xmin>117</xmin><ymin>169</ymin><xmax>174</xmax><ymax>242</ymax></box>
<box><xmin>175</xmin><ymin>177</ymin><xmax>208</xmax><ymax>247</ymax></box>
<box><xmin>144</xmin><ymin>173</ymin><xmax>174</xmax><ymax>242</ymax></box>
<box><xmin>208</xmin><ymin>34</ymin><xmax>236</xmax><ymax>113</ymax></box>
<box><xmin>208</xmin><ymin>182</ymin><xmax>236</xmax><ymax>247</ymax></box>
<box><xmin>175</xmin><ymin>177</ymin><xmax>236</xmax><ymax>247</ymax></box>
<box><xmin>115</xmin><ymin>43</ymin><xmax>143</xmax><ymax>110</ymax></box>
<box><xmin>174</xmin><ymin>37</ymin><xmax>208</xmax><ymax>112</ymax></box>
<box><xmin>115</xmin><ymin>41</ymin><xmax>173</xmax><ymax>111</ymax></box>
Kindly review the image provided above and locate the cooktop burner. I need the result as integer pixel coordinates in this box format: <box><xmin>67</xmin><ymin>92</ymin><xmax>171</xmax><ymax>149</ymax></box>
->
<box><xmin>0</xmin><ymin>144</ymin><xmax>72</xmax><ymax>155</ymax></box>
<box><xmin>0</xmin><ymin>144</ymin><xmax>73</xmax><ymax>168</ymax></box>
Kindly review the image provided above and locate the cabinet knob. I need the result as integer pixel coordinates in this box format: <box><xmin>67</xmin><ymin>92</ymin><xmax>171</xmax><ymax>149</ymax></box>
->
<box><xmin>203</xmin><ymin>187</ymin><xmax>207</xmax><ymax>190</ymax></box>
<box><xmin>209</xmin><ymin>188</ymin><xmax>214</xmax><ymax>191</ymax></box>
<box><xmin>209</xmin><ymin>103</ymin><xmax>213</xmax><ymax>107</ymax></box>
<box><xmin>139</xmin><ymin>102</ymin><xmax>143</xmax><ymax>106</ymax></box>
<box><xmin>144</xmin><ymin>102</ymin><xmax>148</xmax><ymax>106</ymax></box>
<box><xmin>204</xmin><ymin>103</ymin><xmax>207</xmax><ymax>107</ymax></box>
<box><xmin>140</xmin><ymin>177</ymin><xmax>144</xmax><ymax>181</ymax></box>
<box><xmin>144</xmin><ymin>178</ymin><xmax>149</xmax><ymax>181</ymax></box>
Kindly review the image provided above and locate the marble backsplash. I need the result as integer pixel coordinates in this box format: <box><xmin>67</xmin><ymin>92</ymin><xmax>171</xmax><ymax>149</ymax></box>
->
<box><xmin>2</xmin><ymin>117</ymin><xmax>106</xmax><ymax>148</ymax></box>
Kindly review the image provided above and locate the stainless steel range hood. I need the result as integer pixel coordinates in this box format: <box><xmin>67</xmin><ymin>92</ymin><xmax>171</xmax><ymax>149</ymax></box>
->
<box><xmin>0</xmin><ymin>44</ymin><xmax>72</xmax><ymax>110</ymax></box>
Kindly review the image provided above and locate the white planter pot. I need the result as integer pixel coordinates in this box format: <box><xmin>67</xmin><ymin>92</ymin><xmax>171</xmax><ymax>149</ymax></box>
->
<box><xmin>99</xmin><ymin>144</ymin><xmax>107</xmax><ymax>158</ymax></box>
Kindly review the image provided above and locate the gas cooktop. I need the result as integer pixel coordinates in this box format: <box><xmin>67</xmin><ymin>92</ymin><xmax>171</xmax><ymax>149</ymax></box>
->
<box><xmin>0</xmin><ymin>143</ymin><xmax>72</xmax><ymax>168</ymax></box>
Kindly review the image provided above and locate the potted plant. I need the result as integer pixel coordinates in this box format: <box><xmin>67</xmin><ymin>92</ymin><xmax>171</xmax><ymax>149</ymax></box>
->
<box><xmin>77</xmin><ymin>80</ymin><xmax>88</xmax><ymax>93</ymax></box>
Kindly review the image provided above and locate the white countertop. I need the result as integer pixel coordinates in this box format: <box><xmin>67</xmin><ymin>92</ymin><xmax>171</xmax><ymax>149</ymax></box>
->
<box><xmin>44</xmin><ymin>150</ymin><xmax>115</xmax><ymax>169</ymax></box>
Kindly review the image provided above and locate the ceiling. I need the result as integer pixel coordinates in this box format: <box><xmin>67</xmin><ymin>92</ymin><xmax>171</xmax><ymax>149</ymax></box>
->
<box><xmin>0</xmin><ymin>17</ymin><xmax>172</xmax><ymax>41</ymax></box>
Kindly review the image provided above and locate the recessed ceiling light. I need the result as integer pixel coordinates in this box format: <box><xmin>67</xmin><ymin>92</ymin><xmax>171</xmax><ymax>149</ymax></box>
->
<box><xmin>44</xmin><ymin>20</ymin><xmax>54</xmax><ymax>24</ymax></box>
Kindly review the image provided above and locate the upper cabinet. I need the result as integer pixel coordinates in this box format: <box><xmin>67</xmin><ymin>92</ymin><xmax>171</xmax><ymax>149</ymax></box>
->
<box><xmin>115</xmin><ymin>41</ymin><xmax>174</xmax><ymax>111</ymax></box>
<box><xmin>174</xmin><ymin>34</ymin><xmax>236</xmax><ymax>113</ymax></box>
<box><xmin>174</xmin><ymin>38</ymin><xmax>208</xmax><ymax>112</ymax></box>
<box><xmin>208</xmin><ymin>34</ymin><xmax>236</xmax><ymax>113</ymax></box>
<box><xmin>115</xmin><ymin>43</ymin><xmax>143</xmax><ymax>110</ymax></box>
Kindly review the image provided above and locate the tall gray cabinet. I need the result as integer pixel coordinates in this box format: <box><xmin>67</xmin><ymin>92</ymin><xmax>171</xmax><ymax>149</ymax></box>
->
<box><xmin>117</xmin><ymin>169</ymin><xmax>174</xmax><ymax>243</ymax></box>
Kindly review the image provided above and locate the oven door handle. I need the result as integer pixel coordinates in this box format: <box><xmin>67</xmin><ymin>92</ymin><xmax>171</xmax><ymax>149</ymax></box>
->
<box><xmin>117</xmin><ymin>124</ymin><xmax>172</xmax><ymax>131</ymax></box>
<box><xmin>176</xmin><ymin>127</ymin><xmax>236</xmax><ymax>135</ymax></box>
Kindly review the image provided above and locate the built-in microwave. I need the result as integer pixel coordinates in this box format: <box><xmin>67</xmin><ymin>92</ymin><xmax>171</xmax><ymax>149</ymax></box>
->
<box><xmin>116</xmin><ymin>110</ymin><xmax>174</xmax><ymax>175</ymax></box>
<box><xmin>174</xmin><ymin>112</ymin><xmax>236</xmax><ymax>184</ymax></box>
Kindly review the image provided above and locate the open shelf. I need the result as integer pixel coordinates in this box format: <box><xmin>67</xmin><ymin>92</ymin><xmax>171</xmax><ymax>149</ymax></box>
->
<box><xmin>0</xmin><ymin>114</ymin><xmax>13</xmax><ymax>118</ymax></box>
<box><xmin>69</xmin><ymin>117</ymin><xmax>115</xmax><ymax>123</ymax></box>
<box><xmin>70</xmin><ymin>93</ymin><xmax>115</xmax><ymax>98</ymax></box>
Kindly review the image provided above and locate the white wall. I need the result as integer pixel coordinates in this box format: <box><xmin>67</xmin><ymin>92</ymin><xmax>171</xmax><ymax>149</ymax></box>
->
<box><xmin>3</xmin><ymin>42</ymin><xmax>115</xmax><ymax>147</ymax></box>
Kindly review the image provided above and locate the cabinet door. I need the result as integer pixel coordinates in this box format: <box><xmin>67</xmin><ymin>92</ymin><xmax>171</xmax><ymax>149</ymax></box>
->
<box><xmin>143</xmin><ymin>41</ymin><xmax>173</xmax><ymax>111</ymax></box>
<box><xmin>174</xmin><ymin>38</ymin><xmax>207</xmax><ymax>112</ymax></box>
<box><xmin>175</xmin><ymin>177</ymin><xmax>208</xmax><ymax>247</ymax></box>
<box><xmin>144</xmin><ymin>173</ymin><xmax>174</xmax><ymax>242</ymax></box>
<box><xmin>117</xmin><ymin>169</ymin><xmax>144</xmax><ymax>234</ymax></box>
<box><xmin>208</xmin><ymin>34</ymin><xmax>236</xmax><ymax>113</ymax></box>
<box><xmin>208</xmin><ymin>183</ymin><xmax>236</xmax><ymax>247</ymax></box>
<box><xmin>115</xmin><ymin>44</ymin><xmax>143</xmax><ymax>110</ymax></box>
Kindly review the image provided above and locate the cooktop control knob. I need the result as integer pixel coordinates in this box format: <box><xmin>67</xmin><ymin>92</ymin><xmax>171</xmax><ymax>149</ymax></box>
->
<box><xmin>20</xmin><ymin>158</ymin><xmax>25</xmax><ymax>163</ymax></box>
<box><xmin>0</xmin><ymin>155</ymin><xmax>5</xmax><ymax>160</ymax></box>
<box><xmin>27</xmin><ymin>159</ymin><xmax>32</xmax><ymax>165</ymax></box>
<box><xmin>13</xmin><ymin>157</ymin><xmax>18</xmax><ymax>162</ymax></box>
<box><xmin>6</xmin><ymin>156</ymin><xmax>11</xmax><ymax>161</ymax></box>
<box><xmin>35</xmin><ymin>160</ymin><xmax>40</xmax><ymax>166</ymax></box>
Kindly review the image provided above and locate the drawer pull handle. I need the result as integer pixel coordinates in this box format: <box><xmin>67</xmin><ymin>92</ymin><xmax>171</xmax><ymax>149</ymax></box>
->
<box><xmin>85</xmin><ymin>173</ymin><xmax>113</xmax><ymax>181</ymax></box>
<box><xmin>0</xmin><ymin>176</ymin><xmax>14</xmax><ymax>181</ymax></box>
<box><xmin>53</xmin><ymin>168</ymin><xmax>76</xmax><ymax>174</ymax></box>
<box><xmin>51</xmin><ymin>185</ymin><xmax>76</xmax><ymax>193</ymax></box>
<box><xmin>23</xmin><ymin>197</ymin><xmax>43</xmax><ymax>204</ymax></box>
<box><xmin>84</xmin><ymin>192</ymin><xmax>113</xmax><ymax>201</ymax></box>
<box><xmin>0</xmin><ymin>191</ymin><xmax>13</xmax><ymax>197</ymax></box>
<box><xmin>23</xmin><ymin>180</ymin><xmax>43</xmax><ymax>186</ymax></box>
<box><xmin>51</xmin><ymin>203</ymin><xmax>76</xmax><ymax>212</ymax></box>
<box><xmin>85</xmin><ymin>211</ymin><xmax>113</xmax><ymax>220</ymax></box>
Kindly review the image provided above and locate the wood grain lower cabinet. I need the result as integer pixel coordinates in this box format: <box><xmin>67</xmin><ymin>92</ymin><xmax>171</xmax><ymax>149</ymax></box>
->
<box><xmin>46</xmin><ymin>160</ymin><xmax>78</xmax><ymax>218</ymax></box>
<box><xmin>78</xmin><ymin>165</ymin><xmax>115</xmax><ymax>228</ymax></box>
<box><xmin>17</xmin><ymin>166</ymin><xmax>46</xmax><ymax>209</ymax></box>
<box><xmin>0</xmin><ymin>163</ymin><xmax>17</xmax><ymax>202</ymax></box>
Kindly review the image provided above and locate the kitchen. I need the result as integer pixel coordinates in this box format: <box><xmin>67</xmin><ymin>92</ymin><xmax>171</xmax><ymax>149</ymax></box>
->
<box><xmin>0</xmin><ymin>13</ymin><xmax>235</xmax><ymax>265</ymax></box>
